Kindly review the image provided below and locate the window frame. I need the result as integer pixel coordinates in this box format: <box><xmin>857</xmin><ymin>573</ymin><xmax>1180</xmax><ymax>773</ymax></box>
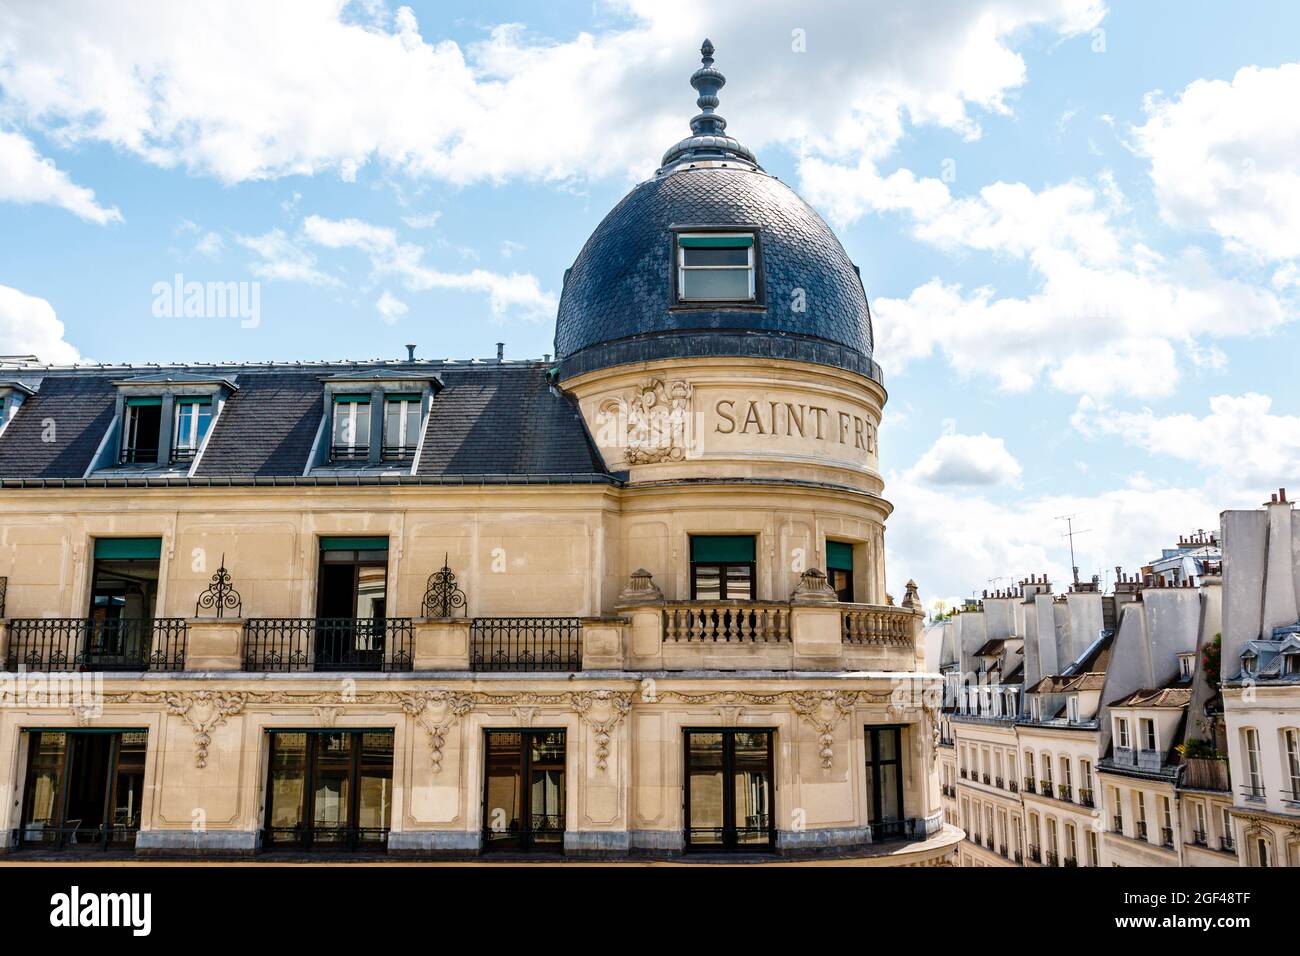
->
<box><xmin>683</xmin><ymin>728</ymin><xmax>776</xmax><ymax>852</ymax></box>
<box><xmin>330</xmin><ymin>394</ymin><xmax>372</xmax><ymax>462</ymax></box>
<box><xmin>381</xmin><ymin>393</ymin><xmax>423</xmax><ymax>462</ymax></box>
<box><xmin>171</xmin><ymin>396</ymin><xmax>213</xmax><ymax>463</ymax></box>
<box><xmin>119</xmin><ymin>397</ymin><xmax>163</xmax><ymax>464</ymax></box>
<box><xmin>673</xmin><ymin>230</ymin><xmax>760</xmax><ymax>305</ymax></box>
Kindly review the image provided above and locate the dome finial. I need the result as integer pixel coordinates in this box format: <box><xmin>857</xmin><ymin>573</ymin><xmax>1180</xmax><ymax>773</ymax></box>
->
<box><xmin>658</xmin><ymin>39</ymin><xmax>760</xmax><ymax>171</ymax></box>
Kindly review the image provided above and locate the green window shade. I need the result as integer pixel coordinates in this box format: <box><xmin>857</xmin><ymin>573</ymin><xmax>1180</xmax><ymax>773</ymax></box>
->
<box><xmin>385</xmin><ymin>393</ymin><xmax>421</xmax><ymax>403</ymax></box>
<box><xmin>125</xmin><ymin>396</ymin><xmax>162</xmax><ymax>407</ymax></box>
<box><xmin>679</xmin><ymin>235</ymin><xmax>753</xmax><ymax>248</ymax></box>
<box><xmin>94</xmin><ymin>537</ymin><xmax>162</xmax><ymax>560</ymax></box>
<box><xmin>320</xmin><ymin>536</ymin><xmax>388</xmax><ymax>552</ymax></box>
<box><xmin>827</xmin><ymin>541</ymin><xmax>854</xmax><ymax>571</ymax></box>
<box><xmin>333</xmin><ymin>394</ymin><xmax>371</xmax><ymax>404</ymax></box>
<box><xmin>690</xmin><ymin>535</ymin><xmax>756</xmax><ymax>563</ymax></box>
<box><xmin>175</xmin><ymin>395</ymin><xmax>212</xmax><ymax>406</ymax></box>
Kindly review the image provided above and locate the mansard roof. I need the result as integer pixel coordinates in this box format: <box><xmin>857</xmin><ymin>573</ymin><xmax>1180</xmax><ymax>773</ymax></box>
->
<box><xmin>0</xmin><ymin>360</ymin><xmax>610</xmax><ymax>485</ymax></box>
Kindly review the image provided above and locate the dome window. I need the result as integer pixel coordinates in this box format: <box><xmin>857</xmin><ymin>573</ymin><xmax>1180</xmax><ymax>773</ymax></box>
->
<box><xmin>676</xmin><ymin>232</ymin><xmax>756</xmax><ymax>302</ymax></box>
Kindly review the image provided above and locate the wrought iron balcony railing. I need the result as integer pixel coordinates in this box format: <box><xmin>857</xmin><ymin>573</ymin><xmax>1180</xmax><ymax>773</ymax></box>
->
<box><xmin>1078</xmin><ymin>787</ymin><xmax>1095</xmax><ymax>808</ymax></box>
<box><xmin>470</xmin><ymin>617</ymin><xmax>582</xmax><ymax>671</ymax></box>
<box><xmin>995</xmin><ymin>776</ymin><xmax>1004</xmax><ymax>789</ymax></box>
<box><xmin>1040</xmin><ymin>779</ymin><xmax>1052</xmax><ymax>795</ymax></box>
<box><xmin>4</xmin><ymin>618</ymin><xmax>187</xmax><ymax>672</ymax></box>
<box><xmin>1045</xmin><ymin>851</ymin><xmax>1060</xmax><ymax>866</ymax></box>
<box><xmin>243</xmin><ymin>618</ymin><xmax>413</xmax><ymax>672</ymax></box>
<box><xmin>664</xmin><ymin>601</ymin><xmax>791</xmax><ymax>643</ymax></box>
<box><xmin>1161</xmin><ymin>826</ymin><xmax>1174</xmax><ymax>847</ymax></box>
<box><xmin>1240</xmin><ymin>784</ymin><xmax>1266</xmax><ymax>801</ymax></box>
<box><xmin>1063</xmin><ymin>857</ymin><xmax>1078</xmax><ymax>867</ymax></box>
<box><xmin>1028</xmin><ymin>846</ymin><xmax>1041</xmax><ymax>863</ymax></box>
<box><xmin>1024</xmin><ymin>777</ymin><xmax>1036</xmax><ymax>794</ymax></box>
<box><xmin>1220</xmin><ymin>835</ymin><xmax>1235</xmax><ymax>852</ymax></box>
<box><xmin>380</xmin><ymin>444</ymin><xmax>416</xmax><ymax>462</ymax></box>
<box><xmin>1009</xmin><ymin>779</ymin><xmax>1020</xmax><ymax>793</ymax></box>
<box><xmin>960</xmin><ymin>768</ymin><xmax>969</xmax><ymax>779</ymax></box>
<box><xmin>982</xmin><ymin>772</ymin><xmax>991</xmax><ymax>785</ymax></box>
<box><xmin>1191</xmin><ymin>828</ymin><xmax>1207</xmax><ymax>846</ymax></box>
<box><xmin>1137</xmin><ymin>821</ymin><xmax>1148</xmax><ymax>840</ymax></box>
<box><xmin>1112</xmin><ymin>815</ymin><xmax>1124</xmax><ymax>833</ymax></box>
<box><xmin>1058</xmin><ymin>784</ymin><xmax>1073</xmax><ymax>802</ymax></box>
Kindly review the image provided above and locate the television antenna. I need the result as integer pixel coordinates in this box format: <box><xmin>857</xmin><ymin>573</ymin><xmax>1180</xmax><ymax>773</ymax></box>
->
<box><xmin>1055</xmin><ymin>514</ymin><xmax>1090</xmax><ymax>586</ymax></box>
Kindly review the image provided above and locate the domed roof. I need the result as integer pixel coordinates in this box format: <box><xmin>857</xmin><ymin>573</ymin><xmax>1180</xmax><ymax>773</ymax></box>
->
<box><xmin>554</xmin><ymin>41</ymin><xmax>879</xmax><ymax>384</ymax></box>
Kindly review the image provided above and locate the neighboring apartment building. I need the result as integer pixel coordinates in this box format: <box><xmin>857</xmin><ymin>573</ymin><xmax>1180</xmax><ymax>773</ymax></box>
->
<box><xmin>1221</xmin><ymin>489</ymin><xmax>1300</xmax><ymax>867</ymax></box>
<box><xmin>0</xmin><ymin>43</ymin><xmax>960</xmax><ymax>864</ymax></box>
<box><xmin>942</xmin><ymin>543</ymin><xmax>1238</xmax><ymax>868</ymax></box>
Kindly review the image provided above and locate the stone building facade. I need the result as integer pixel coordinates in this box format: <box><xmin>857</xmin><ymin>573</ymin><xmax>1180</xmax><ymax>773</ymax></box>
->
<box><xmin>0</xmin><ymin>42</ymin><xmax>958</xmax><ymax>864</ymax></box>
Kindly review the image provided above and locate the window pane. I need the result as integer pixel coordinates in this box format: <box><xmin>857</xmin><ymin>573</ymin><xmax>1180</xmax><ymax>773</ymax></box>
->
<box><xmin>683</xmin><ymin>246</ymin><xmax>749</xmax><ymax>267</ymax></box>
<box><xmin>357</xmin><ymin>732</ymin><xmax>394</xmax><ymax>835</ymax></box>
<box><xmin>724</xmin><ymin>563</ymin><xmax>753</xmax><ymax>600</ymax></box>
<box><xmin>22</xmin><ymin>732</ymin><xmax>67</xmax><ymax>838</ymax></box>
<box><xmin>687</xmin><ymin>732</ymin><xmax>725</xmax><ymax>845</ymax></box>
<box><xmin>268</xmin><ymin>733</ymin><xmax>307</xmax><ymax>840</ymax></box>
<box><xmin>732</xmin><ymin>732</ymin><xmax>772</xmax><ymax>844</ymax></box>
<box><xmin>681</xmin><ymin>268</ymin><xmax>751</xmax><ymax>300</ymax></box>
<box><xmin>112</xmin><ymin>731</ymin><xmax>147</xmax><ymax>832</ymax></box>
<box><xmin>311</xmin><ymin>732</ymin><xmax>352</xmax><ymax>843</ymax></box>
<box><xmin>693</xmin><ymin>564</ymin><xmax>722</xmax><ymax>600</ymax></box>
<box><xmin>484</xmin><ymin>732</ymin><xmax>523</xmax><ymax>845</ymax></box>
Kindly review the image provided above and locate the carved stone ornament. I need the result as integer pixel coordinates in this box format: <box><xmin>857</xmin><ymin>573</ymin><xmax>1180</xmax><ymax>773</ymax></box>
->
<box><xmin>618</xmin><ymin>568</ymin><xmax>664</xmax><ymax>604</ymax></box>
<box><xmin>399</xmin><ymin>691</ymin><xmax>476</xmax><ymax>774</ymax></box>
<box><xmin>571</xmin><ymin>690</ymin><xmax>634</xmax><ymax>770</ymax></box>
<box><xmin>791</xmin><ymin>567</ymin><xmax>838</xmax><ymax>605</ymax></box>
<box><xmin>790</xmin><ymin>690</ymin><xmax>858</xmax><ymax>769</ymax></box>
<box><xmin>165</xmin><ymin>691</ymin><xmax>248</xmax><ymax>769</ymax></box>
<box><xmin>600</xmin><ymin>378</ymin><xmax>694</xmax><ymax>465</ymax></box>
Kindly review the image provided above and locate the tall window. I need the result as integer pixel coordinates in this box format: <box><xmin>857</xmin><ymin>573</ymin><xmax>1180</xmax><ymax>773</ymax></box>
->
<box><xmin>826</xmin><ymin>541</ymin><xmax>854</xmax><ymax>602</ymax></box>
<box><xmin>1087</xmin><ymin>829</ymin><xmax>1098</xmax><ymax>866</ymax></box>
<box><xmin>1067</xmin><ymin>696</ymin><xmax>1079</xmax><ymax>723</ymax></box>
<box><xmin>676</xmin><ymin>233</ymin><xmax>756</xmax><ymax>302</ymax></box>
<box><xmin>689</xmin><ymin>535</ymin><xmax>756</xmax><ymax>600</ymax></box>
<box><xmin>316</xmin><ymin>537</ymin><xmax>389</xmax><ymax>669</ymax></box>
<box><xmin>1256</xmin><ymin>838</ymin><xmax>1270</xmax><ymax>867</ymax></box>
<box><xmin>1160</xmin><ymin>795</ymin><xmax>1173</xmax><ymax>845</ymax></box>
<box><xmin>265</xmin><ymin>730</ymin><xmax>393</xmax><ymax>851</ymax></box>
<box><xmin>20</xmin><ymin>730</ymin><xmax>147</xmax><ymax>849</ymax></box>
<box><xmin>1065</xmin><ymin>822</ymin><xmax>1077</xmax><ymax>863</ymax></box>
<box><xmin>1116</xmin><ymin>717</ymin><xmax>1130</xmax><ymax>749</ymax></box>
<box><xmin>87</xmin><ymin>537</ymin><xmax>162</xmax><ymax>670</ymax></box>
<box><xmin>1046</xmin><ymin>817</ymin><xmax>1058</xmax><ymax>862</ymax></box>
<box><xmin>120</xmin><ymin>397</ymin><xmax>162</xmax><ymax>463</ymax></box>
<box><xmin>1284</xmin><ymin>728</ymin><xmax>1300</xmax><ymax>800</ymax></box>
<box><xmin>1136</xmin><ymin>791</ymin><xmax>1148</xmax><ymax>840</ymax></box>
<box><xmin>1024</xmin><ymin>750</ymin><xmax>1034</xmax><ymax>787</ymax></box>
<box><xmin>864</xmin><ymin>726</ymin><xmax>906</xmax><ymax>839</ymax></box>
<box><xmin>1028</xmin><ymin>811</ymin><xmax>1040</xmax><ymax>851</ymax></box>
<box><xmin>1141</xmin><ymin>718</ymin><xmax>1157</xmax><ymax>751</ymax></box>
<box><xmin>1080</xmin><ymin>758</ymin><xmax>1093</xmax><ymax>796</ymax></box>
<box><xmin>1244</xmin><ymin>728</ymin><xmax>1263</xmax><ymax>796</ymax></box>
<box><xmin>330</xmin><ymin>394</ymin><xmax>371</xmax><ymax>461</ymax></box>
<box><xmin>382</xmin><ymin>394</ymin><xmax>422</xmax><ymax>461</ymax></box>
<box><xmin>1060</xmin><ymin>756</ymin><xmax>1073</xmax><ymax>792</ymax></box>
<box><xmin>684</xmin><ymin>729</ymin><xmax>774</xmax><ymax>850</ymax></box>
<box><xmin>171</xmin><ymin>396</ymin><xmax>213</xmax><ymax>462</ymax></box>
<box><xmin>483</xmin><ymin>730</ymin><xmax>566</xmax><ymax>851</ymax></box>
<box><xmin>1042</xmin><ymin>754</ymin><xmax>1053</xmax><ymax>790</ymax></box>
<box><xmin>1195</xmin><ymin>800</ymin><xmax>1208</xmax><ymax>841</ymax></box>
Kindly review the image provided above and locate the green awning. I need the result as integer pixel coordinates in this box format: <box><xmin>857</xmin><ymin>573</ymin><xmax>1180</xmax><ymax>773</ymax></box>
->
<box><xmin>125</xmin><ymin>396</ymin><xmax>162</xmax><ymax>407</ymax></box>
<box><xmin>333</xmin><ymin>393</ymin><xmax>371</xmax><ymax>404</ymax></box>
<box><xmin>175</xmin><ymin>395</ymin><xmax>212</xmax><ymax>405</ymax></box>
<box><xmin>827</xmin><ymin>541</ymin><xmax>854</xmax><ymax>571</ymax></box>
<box><xmin>691</xmin><ymin>535</ymin><xmax>756</xmax><ymax>563</ymax></box>
<box><xmin>94</xmin><ymin>537</ymin><xmax>162</xmax><ymax>560</ymax></box>
<box><xmin>679</xmin><ymin>235</ymin><xmax>753</xmax><ymax>248</ymax></box>
<box><xmin>385</xmin><ymin>392</ymin><xmax>421</xmax><ymax>402</ymax></box>
<box><xmin>320</xmin><ymin>536</ymin><xmax>388</xmax><ymax>552</ymax></box>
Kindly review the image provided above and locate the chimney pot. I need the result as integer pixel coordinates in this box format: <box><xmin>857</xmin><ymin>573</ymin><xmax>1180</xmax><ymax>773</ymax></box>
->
<box><xmin>496</xmin><ymin>342</ymin><xmax>505</xmax><ymax>362</ymax></box>
<box><xmin>405</xmin><ymin>343</ymin><xmax>417</xmax><ymax>361</ymax></box>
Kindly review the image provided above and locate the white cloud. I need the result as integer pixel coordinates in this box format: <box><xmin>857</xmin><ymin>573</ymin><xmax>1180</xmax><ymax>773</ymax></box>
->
<box><xmin>194</xmin><ymin>231</ymin><xmax>224</xmax><ymax>260</ymax></box>
<box><xmin>235</xmin><ymin>229</ymin><xmax>341</xmax><ymax>286</ymax></box>
<box><xmin>401</xmin><ymin>210</ymin><xmax>441</xmax><ymax>229</ymax></box>
<box><xmin>905</xmin><ymin>431</ymin><xmax>1023</xmax><ymax>487</ymax></box>
<box><xmin>375</xmin><ymin>290</ymin><xmax>408</xmax><ymax>324</ymax></box>
<box><xmin>1133</xmin><ymin>63</ymin><xmax>1300</xmax><ymax>260</ymax></box>
<box><xmin>1072</xmin><ymin>393</ymin><xmax>1300</xmax><ymax>492</ymax></box>
<box><xmin>803</xmin><ymin>157</ymin><xmax>1292</xmax><ymax>398</ymax></box>
<box><xmin>0</xmin><ymin>283</ymin><xmax>80</xmax><ymax>362</ymax></box>
<box><xmin>301</xmin><ymin>214</ymin><xmax>557</xmax><ymax>321</ymax></box>
<box><xmin>0</xmin><ymin>1</ymin><xmax>1104</xmax><ymax>186</ymax></box>
<box><xmin>0</xmin><ymin>129</ymin><xmax>121</xmax><ymax>224</ymax></box>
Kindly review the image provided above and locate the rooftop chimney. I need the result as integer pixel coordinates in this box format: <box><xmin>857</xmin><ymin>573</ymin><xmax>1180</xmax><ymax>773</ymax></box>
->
<box><xmin>405</xmin><ymin>343</ymin><xmax>417</xmax><ymax>361</ymax></box>
<box><xmin>496</xmin><ymin>342</ymin><xmax>505</xmax><ymax>362</ymax></box>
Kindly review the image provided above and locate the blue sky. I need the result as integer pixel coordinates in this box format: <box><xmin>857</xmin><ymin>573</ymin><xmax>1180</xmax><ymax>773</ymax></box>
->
<box><xmin>2</xmin><ymin>1</ymin><xmax>1298</xmax><ymax>603</ymax></box>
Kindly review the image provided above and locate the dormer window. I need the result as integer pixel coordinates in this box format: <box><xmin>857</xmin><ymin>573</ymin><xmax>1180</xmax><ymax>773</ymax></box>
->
<box><xmin>120</xmin><ymin>397</ymin><xmax>162</xmax><ymax>463</ymax></box>
<box><xmin>171</xmin><ymin>396</ymin><xmax>213</xmax><ymax>462</ymax></box>
<box><xmin>1285</xmin><ymin>652</ymin><xmax>1300</xmax><ymax>676</ymax></box>
<box><xmin>382</xmin><ymin>394</ymin><xmax>422</xmax><ymax>461</ymax></box>
<box><xmin>331</xmin><ymin>394</ymin><xmax>371</xmax><ymax>461</ymax></box>
<box><xmin>1067</xmin><ymin>696</ymin><xmax>1080</xmax><ymax>723</ymax></box>
<box><xmin>1178</xmin><ymin>652</ymin><xmax>1195</xmax><ymax>680</ymax></box>
<box><xmin>676</xmin><ymin>233</ymin><xmax>755</xmax><ymax>302</ymax></box>
<box><xmin>1242</xmin><ymin>651</ymin><xmax>1258</xmax><ymax>675</ymax></box>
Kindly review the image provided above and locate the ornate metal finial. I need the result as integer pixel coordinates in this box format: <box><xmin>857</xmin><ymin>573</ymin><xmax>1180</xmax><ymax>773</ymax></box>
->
<box><xmin>659</xmin><ymin>39</ymin><xmax>760</xmax><ymax>172</ymax></box>
<box><xmin>196</xmin><ymin>554</ymin><xmax>242</xmax><ymax>618</ymax></box>
<box><xmin>422</xmin><ymin>554</ymin><xmax>467</xmax><ymax>617</ymax></box>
